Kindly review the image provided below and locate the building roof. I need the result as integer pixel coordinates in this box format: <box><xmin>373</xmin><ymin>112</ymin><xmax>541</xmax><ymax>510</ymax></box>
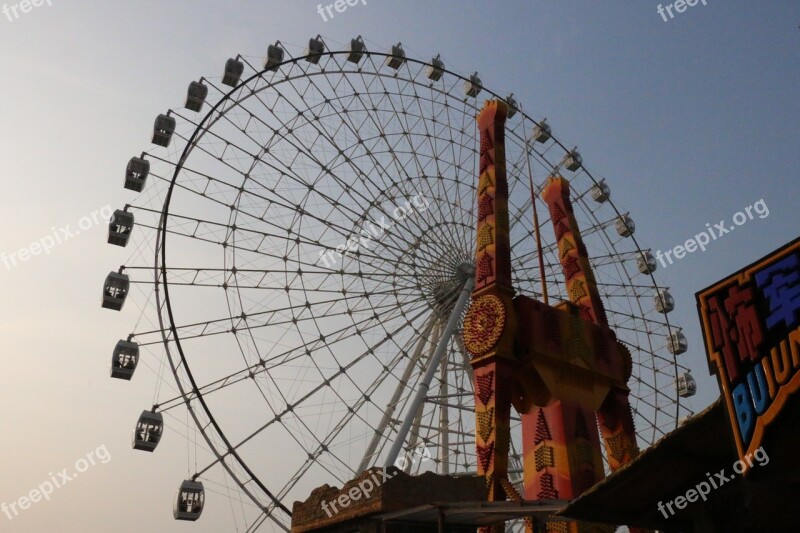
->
<box><xmin>559</xmin><ymin>396</ymin><xmax>800</xmax><ymax>531</ymax></box>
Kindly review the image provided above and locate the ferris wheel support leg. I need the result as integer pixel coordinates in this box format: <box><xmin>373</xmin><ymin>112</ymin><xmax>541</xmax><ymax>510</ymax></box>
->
<box><xmin>384</xmin><ymin>275</ymin><xmax>475</xmax><ymax>468</ymax></box>
<box><xmin>439</xmin><ymin>348</ymin><xmax>451</xmax><ymax>475</ymax></box>
<box><xmin>357</xmin><ymin>318</ymin><xmax>439</xmax><ymax>473</ymax></box>
<box><xmin>404</xmin><ymin>321</ymin><xmax>442</xmax><ymax>474</ymax></box>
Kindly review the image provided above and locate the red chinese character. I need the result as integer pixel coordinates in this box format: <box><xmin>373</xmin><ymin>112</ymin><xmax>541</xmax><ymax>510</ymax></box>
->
<box><xmin>724</xmin><ymin>284</ymin><xmax>764</xmax><ymax>364</ymax></box>
<box><xmin>708</xmin><ymin>294</ymin><xmax>740</xmax><ymax>383</ymax></box>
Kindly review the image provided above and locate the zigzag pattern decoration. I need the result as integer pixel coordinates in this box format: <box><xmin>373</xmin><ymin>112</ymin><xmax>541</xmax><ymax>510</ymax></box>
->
<box><xmin>477</xmin><ymin>441</ymin><xmax>495</xmax><ymax>472</ymax></box>
<box><xmin>477</xmin><ymin>407</ymin><xmax>495</xmax><ymax>442</ymax></box>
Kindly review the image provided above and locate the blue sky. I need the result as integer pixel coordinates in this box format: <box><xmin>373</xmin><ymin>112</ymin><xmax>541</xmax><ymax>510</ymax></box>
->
<box><xmin>0</xmin><ymin>1</ymin><xmax>797</xmax><ymax>531</ymax></box>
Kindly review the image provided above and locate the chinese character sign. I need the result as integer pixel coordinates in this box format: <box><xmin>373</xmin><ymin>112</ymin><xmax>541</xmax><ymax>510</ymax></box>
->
<box><xmin>697</xmin><ymin>237</ymin><xmax>800</xmax><ymax>471</ymax></box>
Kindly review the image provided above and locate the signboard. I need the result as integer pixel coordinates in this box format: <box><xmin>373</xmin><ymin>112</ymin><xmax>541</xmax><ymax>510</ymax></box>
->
<box><xmin>697</xmin><ymin>237</ymin><xmax>800</xmax><ymax>469</ymax></box>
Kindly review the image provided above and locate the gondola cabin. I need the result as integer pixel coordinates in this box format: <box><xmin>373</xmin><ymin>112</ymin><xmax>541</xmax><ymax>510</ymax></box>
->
<box><xmin>655</xmin><ymin>288</ymin><xmax>675</xmax><ymax>314</ymax></box>
<box><xmin>132</xmin><ymin>410</ymin><xmax>163</xmax><ymax>452</ymax></box>
<box><xmin>185</xmin><ymin>81</ymin><xmax>208</xmax><ymax>112</ymax></box>
<box><xmin>346</xmin><ymin>36</ymin><xmax>365</xmax><ymax>64</ymax></box>
<box><xmin>385</xmin><ymin>43</ymin><xmax>406</xmax><ymax>70</ymax></box>
<box><xmin>531</xmin><ymin>119</ymin><xmax>552</xmax><ymax>144</ymax></box>
<box><xmin>464</xmin><ymin>72</ymin><xmax>482</xmax><ymax>98</ymax></box>
<box><xmin>264</xmin><ymin>42</ymin><xmax>284</xmax><ymax>72</ymax></box>
<box><xmin>305</xmin><ymin>36</ymin><xmax>325</xmax><ymax>64</ymax></box>
<box><xmin>124</xmin><ymin>156</ymin><xmax>149</xmax><ymax>192</ymax></box>
<box><xmin>590</xmin><ymin>180</ymin><xmax>610</xmax><ymax>203</ymax></box>
<box><xmin>111</xmin><ymin>339</ymin><xmax>139</xmax><ymax>380</ymax></box>
<box><xmin>616</xmin><ymin>214</ymin><xmax>636</xmax><ymax>237</ymax></box>
<box><xmin>505</xmin><ymin>94</ymin><xmax>519</xmax><ymax>119</ymax></box>
<box><xmin>107</xmin><ymin>209</ymin><xmax>134</xmax><ymax>247</ymax></box>
<box><xmin>174</xmin><ymin>480</ymin><xmax>205</xmax><ymax>521</ymax></box>
<box><xmin>637</xmin><ymin>250</ymin><xmax>657</xmax><ymax>274</ymax></box>
<box><xmin>222</xmin><ymin>58</ymin><xmax>244</xmax><ymax>87</ymax></box>
<box><xmin>668</xmin><ymin>329</ymin><xmax>688</xmax><ymax>355</ymax></box>
<box><xmin>425</xmin><ymin>54</ymin><xmax>444</xmax><ymax>81</ymax></box>
<box><xmin>152</xmin><ymin>113</ymin><xmax>176</xmax><ymax>148</ymax></box>
<box><xmin>677</xmin><ymin>372</ymin><xmax>697</xmax><ymax>398</ymax></box>
<box><xmin>102</xmin><ymin>272</ymin><xmax>130</xmax><ymax>311</ymax></box>
<box><xmin>563</xmin><ymin>148</ymin><xmax>582</xmax><ymax>171</ymax></box>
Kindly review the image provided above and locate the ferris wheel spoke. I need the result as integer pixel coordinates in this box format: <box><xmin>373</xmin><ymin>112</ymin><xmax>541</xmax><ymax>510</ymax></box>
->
<box><xmin>155</xmin><ymin>300</ymin><xmax>428</xmax><ymax>415</ymax></box>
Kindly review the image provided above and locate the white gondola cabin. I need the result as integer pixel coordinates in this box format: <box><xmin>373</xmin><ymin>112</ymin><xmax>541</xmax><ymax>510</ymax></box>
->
<box><xmin>464</xmin><ymin>72</ymin><xmax>482</xmax><ymax>98</ymax></box>
<box><xmin>185</xmin><ymin>81</ymin><xmax>208</xmax><ymax>112</ymax></box>
<box><xmin>102</xmin><ymin>271</ymin><xmax>130</xmax><ymax>311</ymax></box>
<box><xmin>590</xmin><ymin>180</ymin><xmax>610</xmax><ymax>203</ymax></box>
<box><xmin>677</xmin><ymin>372</ymin><xmax>697</xmax><ymax>398</ymax></box>
<box><xmin>637</xmin><ymin>250</ymin><xmax>657</xmax><ymax>274</ymax></box>
<box><xmin>107</xmin><ymin>209</ymin><xmax>134</xmax><ymax>247</ymax></box>
<box><xmin>111</xmin><ymin>339</ymin><xmax>139</xmax><ymax>380</ymax></box>
<box><xmin>124</xmin><ymin>156</ymin><xmax>150</xmax><ymax>192</ymax></box>
<box><xmin>152</xmin><ymin>114</ymin><xmax>175</xmax><ymax>148</ymax></box>
<box><xmin>386</xmin><ymin>43</ymin><xmax>406</xmax><ymax>70</ymax></box>
<box><xmin>133</xmin><ymin>410</ymin><xmax>163</xmax><ymax>452</ymax></box>
<box><xmin>655</xmin><ymin>288</ymin><xmax>675</xmax><ymax>314</ymax></box>
<box><xmin>264</xmin><ymin>42</ymin><xmax>284</xmax><ymax>72</ymax></box>
<box><xmin>174</xmin><ymin>480</ymin><xmax>205</xmax><ymax>521</ymax></box>
<box><xmin>668</xmin><ymin>329</ymin><xmax>688</xmax><ymax>355</ymax></box>
<box><xmin>563</xmin><ymin>147</ymin><xmax>582</xmax><ymax>171</ymax></box>
<box><xmin>346</xmin><ymin>36</ymin><xmax>366</xmax><ymax>64</ymax></box>
<box><xmin>222</xmin><ymin>57</ymin><xmax>244</xmax><ymax>87</ymax></box>
<box><xmin>531</xmin><ymin>119</ymin><xmax>552</xmax><ymax>144</ymax></box>
<box><xmin>425</xmin><ymin>54</ymin><xmax>445</xmax><ymax>81</ymax></box>
<box><xmin>616</xmin><ymin>214</ymin><xmax>636</xmax><ymax>237</ymax></box>
<box><xmin>305</xmin><ymin>36</ymin><xmax>325</xmax><ymax>64</ymax></box>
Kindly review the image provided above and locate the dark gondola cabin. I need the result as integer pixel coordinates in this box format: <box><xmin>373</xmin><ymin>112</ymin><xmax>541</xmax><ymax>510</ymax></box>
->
<box><xmin>616</xmin><ymin>214</ymin><xmax>636</xmax><ymax>237</ymax></box>
<box><xmin>464</xmin><ymin>72</ymin><xmax>482</xmax><ymax>98</ymax></box>
<box><xmin>505</xmin><ymin>94</ymin><xmax>519</xmax><ymax>119</ymax></box>
<box><xmin>590</xmin><ymin>180</ymin><xmax>610</xmax><ymax>203</ymax></box>
<box><xmin>152</xmin><ymin>114</ymin><xmax>175</xmax><ymax>148</ymax></box>
<box><xmin>264</xmin><ymin>42</ymin><xmax>284</xmax><ymax>72</ymax></box>
<box><xmin>563</xmin><ymin>147</ymin><xmax>582</xmax><ymax>171</ymax></box>
<box><xmin>385</xmin><ymin>43</ymin><xmax>406</xmax><ymax>70</ymax></box>
<box><xmin>185</xmin><ymin>81</ymin><xmax>208</xmax><ymax>112</ymax></box>
<box><xmin>174</xmin><ymin>480</ymin><xmax>205</xmax><ymax>521</ymax></box>
<box><xmin>107</xmin><ymin>209</ymin><xmax>134</xmax><ymax>247</ymax></box>
<box><xmin>222</xmin><ymin>57</ymin><xmax>244</xmax><ymax>87</ymax></box>
<box><xmin>655</xmin><ymin>288</ymin><xmax>675</xmax><ymax>314</ymax></box>
<box><xmin>425</xmin><ymin>54</ymin><xmax>444</xmax><ymax>81</ymax></box>
<box><xmin>677</xmin><ymin>372</ymin><xmax>697</xmax><ymax>398</ymax></box>
<box><xmin>132</xmin><ymin>410</ymin><xmax>163</xmax><ymax>452</ymax></box>
<box><xmin>637</xmin><ymin>250</ymin><xmax>657</xmax><ymax>274</ymax></box>
<box><xmin>532</xmin><ymin>118</ymin><xmax>552</xmax><ymax>144</ymax></box>
<box><xmin>346</xmin><ymin>36</ymin><xmax>365</xmax><ymax>64</ymax></box>
<box><xmin>102</xmin><ymin>271</ymin><xmax>130</xmax><ymax>311</ymax></box>
<box><xmin>305</xmin><ymin>36</ymin><xmax>325</xmax><ymax>64</ymax></box>
<box><xmin>111</xmin><ymin>339</ymin><xmax>139</xmax><ymax>380</ymax></box>
<box><xmin>667</xmin><ymin>329</ymin><xmax>688</xmax><ymax>355</ymax></box>
<box><xmin>124</xmin><ymin>156</ymin><xmax>149</xmax><ymax>192</ymax></box>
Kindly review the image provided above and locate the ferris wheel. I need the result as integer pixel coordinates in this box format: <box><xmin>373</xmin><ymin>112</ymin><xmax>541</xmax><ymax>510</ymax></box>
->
<box><xmin>102</xmin><ymin>36</ymin><xmax>696</xmax><ymax>531</ymax></box>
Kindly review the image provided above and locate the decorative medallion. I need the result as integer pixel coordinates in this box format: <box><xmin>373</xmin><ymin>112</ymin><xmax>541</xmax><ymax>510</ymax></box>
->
<box><xmin>463</xmin><ymin>294</ymin><xmax>506</xmax><ymax>356</ymax></box>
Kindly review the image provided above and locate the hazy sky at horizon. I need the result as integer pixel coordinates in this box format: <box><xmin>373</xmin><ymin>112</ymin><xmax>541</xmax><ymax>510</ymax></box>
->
<box><xmin>0</xmin><ymin>1</ymin><xmax>797</xmax><ymax>531</ymax></box>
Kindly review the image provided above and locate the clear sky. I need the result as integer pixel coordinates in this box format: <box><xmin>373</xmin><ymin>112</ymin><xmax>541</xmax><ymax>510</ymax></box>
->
<box><xmin>0</xmin><ymin>1</ymin><xmax>797</xmax><ymax>531</ymax></box>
